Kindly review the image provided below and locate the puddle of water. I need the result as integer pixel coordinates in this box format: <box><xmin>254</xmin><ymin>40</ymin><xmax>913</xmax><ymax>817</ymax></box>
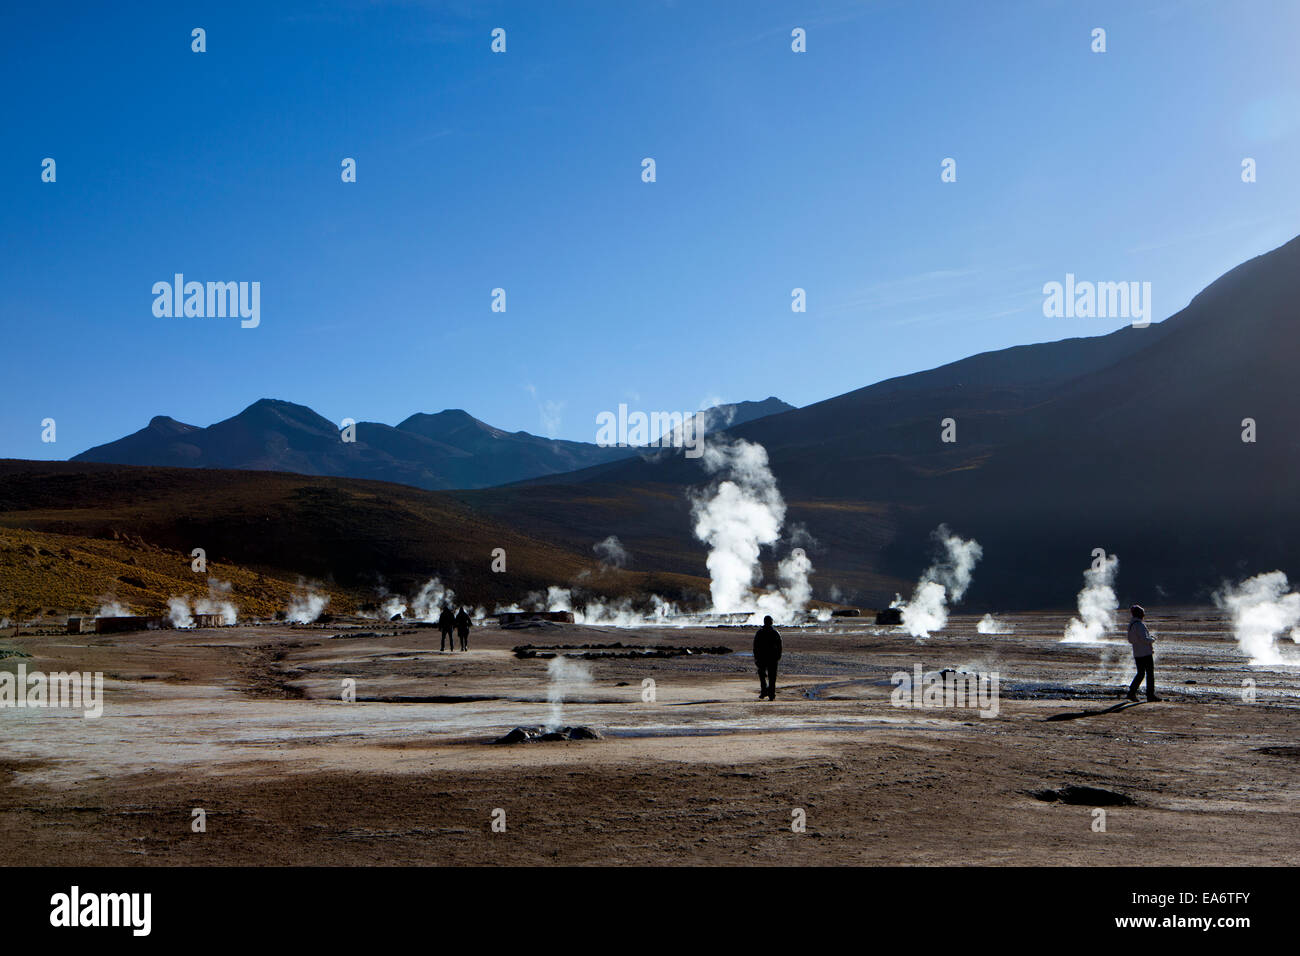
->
<box><xmin>604</xmin><ymin>722</ymin><xmax>964</xmax><ymax>739</ymax></box>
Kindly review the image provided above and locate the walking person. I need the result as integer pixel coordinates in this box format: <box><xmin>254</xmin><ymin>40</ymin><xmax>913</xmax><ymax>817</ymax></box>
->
<box><xmin>753</xmin><ymin>614</ymin><xmax>782</xmax><ymax>701</ymax></box>
<box><xmin>438</xmin><ymin>605</ymin><xmax>456</xmax><ymax>652</ymax></box>
<box><xmin>1125</xmin><ymin>604</ymin><xmax>1161</xmax><ymax>702</ymax></box>
<box><xmin>455</xmin><ymin>606</ymin><xmax>472</xmax><ymax>651</ymax></box>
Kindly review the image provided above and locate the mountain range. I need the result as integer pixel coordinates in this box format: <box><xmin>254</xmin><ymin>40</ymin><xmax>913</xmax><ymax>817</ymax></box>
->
<box><xmin>455</xmin><ymin>235</ymin><xmax>1300</xmax><ymax>607</ymax></box>
<box><xmin>72</xmin><ymin>397</ymin><xmax>795</xmax><ymax>491</ymax></box>
<box><xmin>14</xmin><ymin>236</ymin><xmax>1300</xmax><ymax>611</ymax></box>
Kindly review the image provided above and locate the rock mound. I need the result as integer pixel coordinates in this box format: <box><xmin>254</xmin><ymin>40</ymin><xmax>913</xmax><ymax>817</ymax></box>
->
<box><xmin>1029</xmin><ymin>785</ymin><xmax>1134</xmax><ymax>806</ymax></box>
<box><xmin>493</xmin><ymin>725</ymin><xmax>602</xmax><ymax>745</ymax></box>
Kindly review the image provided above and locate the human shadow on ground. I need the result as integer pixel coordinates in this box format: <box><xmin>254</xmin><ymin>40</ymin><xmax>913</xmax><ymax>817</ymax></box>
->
<box><xmin>1043</xmin><ymin>700</ymin><xmax>1146</xmax><ymax>722</ymax></box>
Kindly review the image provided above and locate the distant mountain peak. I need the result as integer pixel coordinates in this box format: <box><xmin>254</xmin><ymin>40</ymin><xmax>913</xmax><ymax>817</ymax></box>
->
<box><xmin>71</xmin><ymin>395</ymin><xmax>798</xmax><ymax>491</ymax></box>
<box><xmin>146</xmin><ymin>415</ymin><xmax>197</xmax><ymax>432</ymax></box>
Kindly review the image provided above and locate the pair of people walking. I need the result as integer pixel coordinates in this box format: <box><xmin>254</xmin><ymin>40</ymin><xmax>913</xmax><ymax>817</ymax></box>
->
<box><xmin>438</xmin><ymin>606</ymin><xmax>472</xmax><ymax>652</ymax></box>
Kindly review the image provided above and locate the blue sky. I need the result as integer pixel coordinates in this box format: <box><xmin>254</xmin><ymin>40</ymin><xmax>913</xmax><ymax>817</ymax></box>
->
<box><xmin>2</xmin><ymin>0</ymin><xmax>1298</xmax><ymax>458</ymax></box>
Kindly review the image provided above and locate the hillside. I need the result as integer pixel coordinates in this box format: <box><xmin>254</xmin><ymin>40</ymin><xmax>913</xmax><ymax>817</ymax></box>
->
<box><xmin>22</xmin><ymin>237</ymin><xmax>1300</xmax><ymax>613</ymax></box>
<box><xmin>0</xmin><ymin>460</ymin><xmax>713</xmax><ymax>621</ymax></box>
<box><xmin>457</xmin><ymin>236</ymin><xmax>1300</xmax><ymax>608</ymax></box>
<box><xmin>0</xmin><ymin>525</ymin><xmax>360</xmax><ymax>624</ymax></box>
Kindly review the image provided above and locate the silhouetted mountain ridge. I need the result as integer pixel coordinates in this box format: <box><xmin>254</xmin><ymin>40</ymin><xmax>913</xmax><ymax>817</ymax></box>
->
<box><xmin>72</xmin><ymin>396</ymin><xmax>797</xmax><ymax>491</ymax></box>
<box><xmin>461</xmin><ymin>236</ymin><xmax>1300</xmax><ymax>607</ymax></box>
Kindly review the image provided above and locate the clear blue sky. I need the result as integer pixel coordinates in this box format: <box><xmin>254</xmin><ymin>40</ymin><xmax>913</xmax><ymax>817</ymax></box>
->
<box><xmin>2</xmin><ymin>0</ymin><xmax>1297</xmax><ymax>458</ymax></box>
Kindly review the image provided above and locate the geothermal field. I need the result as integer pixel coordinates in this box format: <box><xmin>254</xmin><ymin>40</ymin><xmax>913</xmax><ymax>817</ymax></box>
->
<box><xmin>1</xmin><ymin>607</ymin><xmax>1297</xmax><ymax>866</ymax></box>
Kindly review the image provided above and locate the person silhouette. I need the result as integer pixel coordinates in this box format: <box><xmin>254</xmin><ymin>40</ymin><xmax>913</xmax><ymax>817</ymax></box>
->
<box><xmin>438</xmin><ymin>605</ymin><xmax>456</xmax><ymax>652</ymax></box>
<box><xmin>1125</xmin><ymin>604</ymin><xmax>1160</xmax><ymax>702</ymax></box>
<box><xmin>455</xmin><ymin>606</ymin><xmax>472</xmax><ymax>651</ymax></box>
<box><xmin>753</xmin><ymin>614</ymin><xmax>782</xmax><ymax>701</ymax></box>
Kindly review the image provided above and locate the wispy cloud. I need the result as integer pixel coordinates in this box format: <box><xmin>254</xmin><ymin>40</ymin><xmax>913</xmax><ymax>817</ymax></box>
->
<box><xmin>524</xmin><ymin>384</ymin><xmax>564</xmax><ymax>439</ymax></box>
<box><xmin>1126</xmin><ymin>216</ymin><xmax>1283</xmax><ymax>255</ymax></box>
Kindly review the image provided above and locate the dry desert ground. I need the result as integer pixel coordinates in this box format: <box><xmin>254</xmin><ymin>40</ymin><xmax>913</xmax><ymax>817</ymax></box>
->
<box><xmin>1</xmin><ymin>609</ymin><xmax>1296</xmax><ymax>866</ymax></box>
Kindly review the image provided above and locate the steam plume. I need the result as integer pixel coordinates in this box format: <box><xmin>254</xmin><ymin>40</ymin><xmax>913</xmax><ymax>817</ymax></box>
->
<box><xmin>689</xmin><ymin>437</ymin><xmax>811</xmax><ymax>623</ymax></box>
<box><xmin>1214</xmin><ymin>571</ymin><xmax>1300</xmax><ymax>665</ymax></box>
<box><xmin>893</xmin><ymin>525</ymin><xmax>983</xmax><ymax>638</ymax></box>
<box><xmin>410</xmin><ymin>577</ymin><xmax>455</xmax><ymax>621</ymax></box>
<box><xmin>1062</xmin><ymin>552</ymin><xmax>1119</xmax><ymax>643</ymax></box>
<box><xmin>166</xmin><ymin>597</ymin><xmax>194</xmax><ymax>628</ymax></box>
<box><xmin>195</xmin><ymin>578</ymin><xmax>238</xmax><ymax>625</ymax></box>
<box><xmin>545</xmin><ymin>656</ymin><xmax>592</xmax><ymax>731</ymax></box>
<box><xmin>593</xmin><ymin>535</ymin><xmax>629</xmax><ymax>569</ymax></box>
<box><xmin>95</xmin><ymin>598</ymin><xmax>130</xmax><ymax>618</ymax></box>
<box><xmin>287</xmin><ymin>586</ymin><xmax>329</xmax><ymax>624</ymax></box>
<box><xmin>754</xmin><ymin>547</ymin><xmax>814</xmax><ymax>625</ymax></box>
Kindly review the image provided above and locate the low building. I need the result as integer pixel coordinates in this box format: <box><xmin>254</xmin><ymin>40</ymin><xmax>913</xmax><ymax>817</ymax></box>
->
<box><xmin>94</xmin><ymin>615</ymin><xmax>165</xmax><ymax>634</ymax></box>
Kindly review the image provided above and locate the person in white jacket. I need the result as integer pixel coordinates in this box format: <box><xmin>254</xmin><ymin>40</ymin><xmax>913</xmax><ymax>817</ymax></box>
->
<box><xmin>1125</xmin><ymin>604</ymin><xmax>1161</xmax><ymax>702</ymax></box>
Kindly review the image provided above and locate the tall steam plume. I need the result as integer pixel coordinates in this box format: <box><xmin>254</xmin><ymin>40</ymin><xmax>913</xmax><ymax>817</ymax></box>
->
<box><xmin>892</xmin><ymin>525</ymin><xmax>983</xmax><ymax>638</ymax></box>
<box><xmin>410</xmin><ymin>577</ymin><xmax>456</xmax><ymax>621</ymax></box>
<box><xmin>1062</xmin><ymin>552</ymin><xmax>1119</xmax><ymax>643</ymax></box>
<box><xmin>545</xmin><ymin>656</ymin><xmax>593</xmax><ymax>731</ymax></box>
<box><xmin>689</xmin><ymin>438</ymin><xmax>812</xmax><ymax>623</ymax></box>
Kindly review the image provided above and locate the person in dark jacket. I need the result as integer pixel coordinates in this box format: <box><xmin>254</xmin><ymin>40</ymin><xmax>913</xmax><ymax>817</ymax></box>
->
<box><xmin>753</xmin><ymin>615</ymin><xmax>782</xmax><ymax>700</ymax></box>
<box><xmin>438</xmin><ymin>606</ymin><xmax>456</xmax><ymax>652</ymax></box>
<box><xmin>1125</xmin><ymin>604</ymin><xmax>1160</xmax><ymax>701</ymax></box>
<box><xmin>455</xmin><ymin>607</ymin><xmax>472</xmax><ymax>651</ymax></box>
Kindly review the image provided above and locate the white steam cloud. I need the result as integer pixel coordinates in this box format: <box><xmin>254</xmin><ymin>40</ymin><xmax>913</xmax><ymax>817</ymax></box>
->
<box><xmin>593</xmin><ymin>535</ymin><xmax>629</xmax><ymax>569</ymax></box>
<box><xmin>287</xmin><ymin>586</ymin><xmax>329</xmax><ymax>624</ymax></box>
<box><xmin>753</xmin><ymin>547</ymin><xmax>814</xmax><ymax>625</ymax></box>
<box><xmin>1214</xmin><ymin>571</ymin><xmax>1300</xmax><ymax>665</ymax></box>
<box><xmin>410</xmin><ymin>577</ymin><xmax>456</xmax><ymax>622</ymax></box>
<box><xmin>689</xmin><ymin>438</ymin><xmax>812</xmax><ymax>623</ymax></box>
<box><xmin>95</xmin><ymin>599</ymin><xmax>130</xmax><ymax>618</ymax></box>
<box><xmin>166</xmin><ymin>597</ymin><xmax>193</xmax><ymax>628</ymax></box>
<box><xmin>977</xmin><ymin>614</ymin><xmax>1010</xmax><ymax>635</ymax></box>
<box><xmin>164</xmin><ymin>579</ymin><xmax>238</xmax><ymax>628</ymax></box>
<box><xmin>195</xmin><ymin>578</ymin><xmax>238</xmax><ymax>625</ymax></box>
<box><xmin>892</xmin><ymin>525</ymin><xmax>983</xmax><ymax>638</ymax></box>
<box><xmin>1062</xmin><ymin>552</ymin><xmax>1119</xmax><ymax>643</ymax></box>
<box><xmin>545</xmin><ymin>655</ymin><xmax>593</xmax><ymax>732</ymax></box>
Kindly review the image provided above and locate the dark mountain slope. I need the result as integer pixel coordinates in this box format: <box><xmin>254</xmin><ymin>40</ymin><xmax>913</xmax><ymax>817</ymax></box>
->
<box><xmin>460</xmin><ymin>237</ymin><xmax>1300</xmax><ymax>608</ymax></box>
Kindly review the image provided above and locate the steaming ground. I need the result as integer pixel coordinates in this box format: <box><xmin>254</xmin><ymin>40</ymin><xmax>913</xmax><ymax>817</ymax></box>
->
<box><xmin>2</xmin><ymin>609</ymin><xmax>1297</xmax><ymax>865</ymax></box>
